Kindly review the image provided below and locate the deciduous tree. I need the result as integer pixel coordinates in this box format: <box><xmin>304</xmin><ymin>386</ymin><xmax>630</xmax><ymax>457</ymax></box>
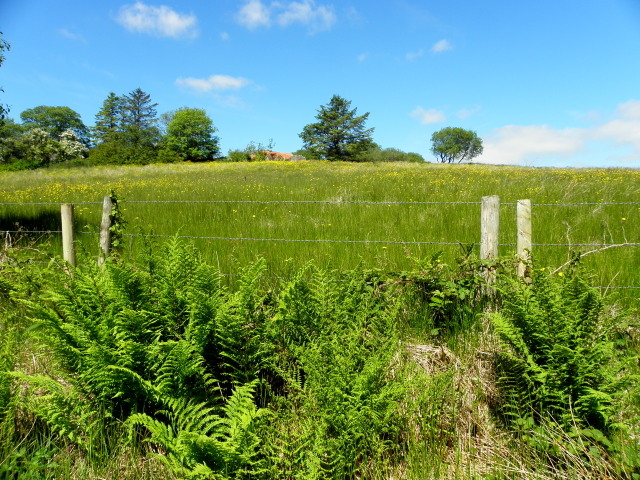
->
<box><xmin>430</xmin><ymin>127</ymin><xmax>483</xmax><ymax>164</ymax></box>
<box><xmin>299</xmin><ymin>95</ymin><xmax>375</xmax><ymax>161</ymax></box>
<box><xmin>20</xmin><ymin>106</ymin><xmax>89</xmax><ymax>143</ymax></box>
<box><xmin>163</xmin><ymin>107</ymin><xmax>219</xmax><ymax>161</ymax></box>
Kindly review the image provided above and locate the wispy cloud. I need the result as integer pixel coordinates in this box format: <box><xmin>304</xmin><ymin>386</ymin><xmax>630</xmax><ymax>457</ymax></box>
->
<box><xmin>411</xmin><ymin>107</ymin><xmax>445</xmax><ymax>124</ymax></box>
<box><xmin>405</xmin><ymin>48</ymin><xmax>424</xmax><ymax>61</ymax></box>
<box><xmin>457</xmin><ymin>106</ymin><xmax>482</xmax><ymax>119</ymax></box>
<box><xmin>480</xmin><ymin>100</ymin><xmax>640</xmax><ymax>165</ymax></box>
<box><xmin>237</xmin><ymin>0</ymin><xmax>336</xmax><ymax>33</ymax></box>
<box><xmin>175</xmin><ymin>74</ymin><xmax>251</xmax><ymax>93</ymax></box>
<box><xmin>58</xmin><ymin>28</ymin><xmax>85</xmax><ymax>42</ymax></box>
<box><xmin>357</xmin><ymin>52</ymin><xmax>369</xmax><ymax>62</ymax></box>
<box><xmin>431</xmin><ymin>39</ymin><xmax>453</xmax><ymax>53</ymax></box>
<box><xmin>116</xmin><ymin>2</ymin><xmax>198</xmax><ymax>39</ymax></box>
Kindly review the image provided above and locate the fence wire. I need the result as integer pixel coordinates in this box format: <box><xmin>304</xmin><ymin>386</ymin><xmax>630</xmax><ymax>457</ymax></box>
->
<box><xmin>3</xmin><ymin>200</ymin><xmax>640</xmax><ymax>207</ymax></box>
<box><xmin>2</xmin><ymin>200</ymin><xmax>638</xmax><ymax>290</ymax></box>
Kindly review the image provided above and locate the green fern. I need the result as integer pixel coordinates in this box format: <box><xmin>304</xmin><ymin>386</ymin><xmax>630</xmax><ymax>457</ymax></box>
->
<box><xmin>262</xmin><ymin>267</ymin><xmax>406</xmax><ymax>478</ymax></box>
<box><xmin>128</xmin><ymin>381</ymin><xmax>266</xmax><ymax>478</ymax></box>
<box><xmin>492</xmin><ymin>268</ymin><xmax>627</xmax><ymax>440</ymax></box>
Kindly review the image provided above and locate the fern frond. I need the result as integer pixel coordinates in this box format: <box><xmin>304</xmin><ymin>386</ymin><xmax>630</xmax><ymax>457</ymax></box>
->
<box><xmin>8</xmin><ymin>371</ymin><xmax>98</xmax><ymax>450</ymax></box>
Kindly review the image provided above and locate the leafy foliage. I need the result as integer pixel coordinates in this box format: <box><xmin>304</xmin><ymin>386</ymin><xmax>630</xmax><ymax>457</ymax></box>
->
<box><xmin>363</xmin><ymin>147</ymin><xmax>425</xmax><ymax>163</ymax></box>
<box><xmin>430</xmin><ymin>126</ymin><xmax>483</xmax><ymax>163</ymax></box>
<box><xmin>20</xmin><ymin>106</ymin><xmax>89</xmax><ymax>143</ymax></box>
<box><xmin>163</xmin><ymin>107</ymin><xmax>220</xmax><ymax>161</ymax></box>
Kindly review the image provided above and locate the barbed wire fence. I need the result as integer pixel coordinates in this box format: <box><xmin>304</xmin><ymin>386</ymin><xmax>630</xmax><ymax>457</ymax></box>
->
<box><xmin>1</xmin><ymin>197</ymin><xmax>638</xmax><ymax>290</ymax></box>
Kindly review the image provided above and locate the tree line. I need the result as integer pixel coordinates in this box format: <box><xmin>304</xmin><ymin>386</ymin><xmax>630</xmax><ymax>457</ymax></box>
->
<box><xmin>0</xmin><ymin>34</ymin><xmax>483</xmax><ymax>170</ymax></box>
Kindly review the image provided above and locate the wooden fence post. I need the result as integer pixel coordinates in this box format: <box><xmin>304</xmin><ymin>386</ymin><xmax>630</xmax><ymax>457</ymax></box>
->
<box><xmin>517</xmin><ymin>199</ymin><xmax>532</xmax><ymax>280</ymax></box>
<box><xmin>480</xmin><ymin>195</ymin><xmax>500</xmax><ymax>288</ymax></box>
<box><xmin>61</xmin><ymin>203</ymin><xmax>76</xmax><ymax>267</ymax></box>
<box><xmin>98</xmin><ymin>195</ymin><xmax>114</xmax><ymax>265</ymax></box>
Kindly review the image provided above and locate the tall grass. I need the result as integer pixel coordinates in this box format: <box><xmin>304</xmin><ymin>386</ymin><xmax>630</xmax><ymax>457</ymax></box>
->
<box><xmin>1</xmin><ymin>229</ymin><xmax>638</xmax><ymax>478</ymax></box>
<box><xmin>0</xmin><ymin>161</ymin><xmax>637</xmax><ymax>303</ymax></box>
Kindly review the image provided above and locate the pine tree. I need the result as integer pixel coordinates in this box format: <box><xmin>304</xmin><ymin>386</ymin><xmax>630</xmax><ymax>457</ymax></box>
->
<box><xmin>299</xmin><ymin>95</ymin><xmax>375</xmax><ymax>161</ymax></box>
<box><xmin>88</xmin><ymin>88</ymin><xmax>160</xmax><ymax>164</ymax></box>
<box><xmin>92</xmin><ymin>92</ymin><xmax>124</xmax><ymax>144</ymax></box>
<box><xmin>123</xmin><ymin>88</ymin><xmax>159</xmax><ymax>147</ymax></box>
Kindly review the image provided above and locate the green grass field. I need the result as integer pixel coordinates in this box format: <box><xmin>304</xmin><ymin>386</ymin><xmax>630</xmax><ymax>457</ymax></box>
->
<box><xmin>1</xmin><ymin>160</ymin><xmax>639</xmax><ymax>479</ymax></box>
<box><xmin>1</xmin><ymin>161</ymin><xmax>638</xmax><ymax>303</ymax></box>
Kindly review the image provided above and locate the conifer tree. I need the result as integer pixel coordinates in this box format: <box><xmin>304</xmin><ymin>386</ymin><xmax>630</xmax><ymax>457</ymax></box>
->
<box><xmin>299</xmin><ymin>95</ymin><xmax>375</xmax><ymax>161</ymax></box>
<box><xmin>123</xmin><ymin>88</ymin><xmax>159</xmax><ymax>147</ymax></box>
<box><xmin>92</xmin><ymin>92</ymin><xmax>124</xmax><ymax>144</ymax></box>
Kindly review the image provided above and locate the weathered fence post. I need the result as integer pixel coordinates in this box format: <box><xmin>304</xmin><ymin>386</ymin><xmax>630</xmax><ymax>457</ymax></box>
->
<box><xmin>480</xmin><ymin>195</ymin><xmax>500</xmax><ymax>288</ymax></box>
<box><xmin>517</xmin><ymin>199</ymin><xmax>532</xmax><ymax>280</ymax></box>
<box><xmin>61</xmin><ymin>203</ymin><xmax>76</xmax><ymax>267</ymax></box>
<box><xmin>98</xmin><ymin>195</ymin><xmax>114</xmax><ymax>265</ymax></box>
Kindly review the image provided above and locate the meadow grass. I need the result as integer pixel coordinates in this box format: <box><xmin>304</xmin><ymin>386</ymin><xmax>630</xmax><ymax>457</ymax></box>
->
<box><xmin>0</xmin><ymin>161</ymin><xmax>638</xmax><ymax>303</ymax></box>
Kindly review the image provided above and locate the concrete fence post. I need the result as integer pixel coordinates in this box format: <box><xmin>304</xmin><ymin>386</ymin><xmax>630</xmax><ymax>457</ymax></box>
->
<box><xmin>98</xmin><ymin>195</ymin><xmax>114</xmax><ymax>265</ymax></box>
<box><xmin>517</xmin><ymin>199</ymin><xmax>532</xmax><ymax>280</ymax></box>
<box><xmin>61</xmin><ymin>203</ymin><xmax>76</xmax><ymax>267</ymax></box>
<box><xmin>480</xmin><ymin>195</ymin><xmax>500</xmax><ymax>288</ymax></box>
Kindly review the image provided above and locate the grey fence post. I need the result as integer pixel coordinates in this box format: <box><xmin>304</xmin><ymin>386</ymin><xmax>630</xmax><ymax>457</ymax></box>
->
<box><xmin>98</xmin><ymin>195</ymin><xmax>114</xmax><ymax>265</ymax></box>
<box><xmin>61</xmin><ymin>203</ymin><xmax>76</xmax><ymax>267</ymax></box>
<box><xmin>480</xmin><ymin>195</ymin><xmax>500</xmax><ymax>288</ymax></box>
<box><xmin>517</xmin><ymin>199</ymin><xmax>532</xmax><ymax>280</ymax></box>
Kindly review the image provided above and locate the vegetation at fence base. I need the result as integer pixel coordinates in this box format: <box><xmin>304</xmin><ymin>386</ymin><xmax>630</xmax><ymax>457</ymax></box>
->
<box><xmin>491</xmin><ymin>264</ymin><xmax>640</xmax><ymax>474</ymax></box>
<box><xmin>1</xmin><ymin>236</ymin><xmax>638</xmax><ymax>479</ymax></box>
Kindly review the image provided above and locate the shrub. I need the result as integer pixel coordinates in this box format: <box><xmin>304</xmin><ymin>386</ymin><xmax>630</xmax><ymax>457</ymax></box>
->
<box><xmin>363</xmin><ymin>147</ymin><xmax>425</xmax><ymax>163</ymax></box>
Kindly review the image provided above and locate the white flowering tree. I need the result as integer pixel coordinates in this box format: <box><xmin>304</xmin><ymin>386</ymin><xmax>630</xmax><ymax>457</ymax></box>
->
<box><xmin>58</xmin><ymin>129</ymin><xmax>88</xmax><ymax>162</ymax></box>
<box><xmin>20</xmin><ymin>127</ymin><xmax>87</xmax><ymax>167</ymax></box>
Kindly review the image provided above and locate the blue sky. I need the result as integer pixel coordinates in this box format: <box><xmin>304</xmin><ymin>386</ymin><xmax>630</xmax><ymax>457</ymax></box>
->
<box><xmin>1</xmin><ymin>0</ymin><xmax>640</xmax><ymax>167</ymax></box>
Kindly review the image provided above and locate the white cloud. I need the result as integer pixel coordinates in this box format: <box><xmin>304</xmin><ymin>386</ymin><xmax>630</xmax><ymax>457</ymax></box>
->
<box><xmin>357</xmin><ymin>52</ymin><xmax>369</xmax><ymax>62</ymax></box>
<box><xmin>276</xmin><ymin>0</ymin><xmax>336</xmax><ymax>31</ymax></box>
<box><xmin>237</xmin><ymin>0</ymin><xmax>336</xmax><ymax>32</ymax></box>
<box><xmin>220</xmin><ymin>32</ymin><xmax>230</xmax><ymax>41</ymax></box>
<box><xmin>478</xmin><ymin>100</ymin><xmax>640</xmax><ymax>166</ymax></box>
<box><xmin>411</xmin><ymin>107</ymin><xmax>445</xmax><ymax>124</ymax></box>
<box><xmin>406</xmin><ymin>48</ymin><xmax>424</xmax><ymax>61</ymax></box>
<box><xmin>431</xmin><ymin>39</ymin><xmax>453</xmax><ymax>53</ymax></box>
<box><xmin>116</xmin><ymin>2</ymin><xmax>198</xmax><ymax>39</ymax></box>
<box><xmin>481</xmin><ymin>125</ymin><xmax>586</xmax><ymax>165</ymax></box>
<box><xmin>175</xmin><ymin>75</ymin><xmax>251</xmax><ymax>93</ymax></box>
<box><xmin>595</xmin><ymin>118</ymin><xmax>640</xmax><ymax>151</ymax></box>
<box><xmin>616</xmin><ymin>99</ymin><xmax>640</xmax><ymax>120</ymax></box>
<box><xmin>237</xmin><ymin>0</ymin><xmax>272</xmax><ymax>28</ymax></box>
